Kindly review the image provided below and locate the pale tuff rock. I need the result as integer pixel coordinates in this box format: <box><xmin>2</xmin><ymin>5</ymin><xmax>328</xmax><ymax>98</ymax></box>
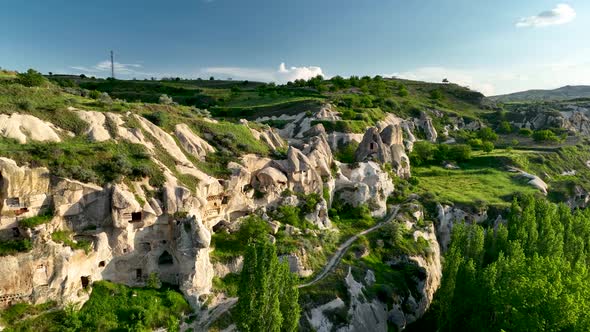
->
<box><xmin>414</xmin><ymin>112</ymin><xmax>438</xmax><ymax>142</ymax></box>
<box><xmin>71</xmin><ymin>108</ymin><xmax>112</xmax><ymax>142</ymax></box>
<box><xmin>355</xmin><ymin>125</ymin><xmax>411</xmax><ymax>178</ymax></box>
<box><xmin>305</xmin><ymin>268</ymin><xmax>391</xmax><ymax>332</ymax></box>
<box><xmin>0</xmin><ymin>113</ymin><xmax>62</xmax><ymax>143</ymax></box>
<box><xmin>336</xmin><ymin>161</ymin><xmax>394</xmax><ymax>217</ymax></box>
<box><xmin>316</xmin><ymin>104</ymin><xmax>341</xmax><ymax>121</ymax></box>
<box><xmin>241</xmin><ymin>120</ymin><xmax>286</xmax><ymax>152</ymax></box>
<box><xmin>305</xmin><ymin>198</ymin><xmax>332</xmax><ymax>229</ymax></box>
<box><xmin>301</xmin><ymin>130</ymin><xmax>335</xmax><ymax>178</ymax></box>
<box><xmin>106</xmin><ymin>113</ymin><xmax>153</xmax><ymax>148</ymax></box>
<box><xmin>506</xmin><ymin>104</ymin><xmax>590</xmax><ymax>135</ymax></box>
<box><xmin>213</xmin><ymin>256</ymin><xmax>244</xmax><ymax>278</ymax></box>
<box><xmin>437</xmin><ymin>203</ymin><xmax>488</xmax><ymax>251</ymax></box>
<box><xmin>325</xmin><ymin>132</ymin><xmax>364</xmax><ymax>151</ymax></box>
<box><xmin>52</xmin><ymin>179</ymin><xmax>110</xmax><ymax>230</ymax></box>
<box><xmin>407</xmin><ymin>225</ymin><xmax>441</xmax><ymax>323</ymax></box>
<box><xmin>308</xmin><ymin>298</ymin><xmax>347</xmax><ymax>332</ymax></box>
<box><xmin>135</xmin><ymin>115</ymin><xmax>192</xmax><ymax>166</ymax></box>
<box><xmin>174</xmin><ymin>124</ymin><xmax>215</xmax><ymax>160</ymax></box>
<box><xmin>275</xmin><ymin>147</ymin><xmax>323</xmax><ymax>195</ymax></box>
<box><xmin>256</xmin><ymin>167</ymin><xmax>288</xmax><ymax>192</ymax></box>
<box><xmin>279</xmin><ymin>248</ymin><xmax>313</xmax><ymax>277</ymax></box>
<box><xmin>0</xmin><ymin>158</ymin><xmax>52</xmax><ymax>232</ymax></box>
<box><xmin>507</xmin><ymin>167</ymin><xmax>548</xmax><ymax>195</ymax></box>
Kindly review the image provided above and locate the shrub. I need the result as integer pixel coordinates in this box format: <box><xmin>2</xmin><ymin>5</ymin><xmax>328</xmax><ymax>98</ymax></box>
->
<box><xmin>497</xmin><ymin>121</ymin><xmax>513</xmax><ymax>134</ymax></box>
<box><xmin>482</xmin><ymin>141</ymin><xmax>494</xmax><ymax>153</ymax></box>
<box><xmin>16</xmin><ymin>69</ymin><xmax>47</xmax><ymax>87</ymax></box>
<box><xmin>448</xmin><ymin>144</ymin><xmax>472</xmax><ymax>162</ymax></box>
<box><xmin>18</xmin><ymin>212</ymin><xmax>53</xmax><ymax>229</ymax></box>
<box><xmin>477</xmin><ymin>127</ymin><xmax>498</xmax><ymax>142</ymax></box>
<box><xmin>16</xmin><ymin>99</ymin><xmax>34</xmax><ymax>111</ymax></box>
<box><xmin>334</xmin><ymin>141</ymin><xmax>359</xmax><ymax>164</ymax></box>
<box><xmin>159</xmin><ymin>94</ymin><xmax>174</xmax><ymax>105</ymax></box>
<box><xmin>88</xmin><ymin>90</ymin><xmax>101</xmax><ymax>99</ymax></box>
<box><xmin>519</xmin><ymin>128</ymin><xmax>533</xmax><ymax>137</ymax></box>
<box><xmin>430</xmin><ymin>89</ymin><xmax>443</xmax><ymax>100</ymax></box>
<box><xmin>0</xmin><ymin>239</ymin><xmax>33</xmax><ymax>256</ymax></box>
<box><xmin>98</xmin><ymin>92</ymin><xmax>112</xmax><ymax>105</ymax></box>
<box><xmin>51</xmin><ymin>230</ymin><xmax>92</xmax><ymax>254</ymax></box>
<box><xmin>467</xmin><ymin>138</ymin><xmax>483</xmax><ymax>149</ymax></box>
<box><xmin>410</xmin><ymin>141</ymin><xmax>435</xmax><ymax>166</ymax></box>
<box><xmin>398</xmin><ymin>85</ymin><xmax>409</xmax><ymax>97</ymax></box>
<box><xmin>532</xmin><ymin>129</ymin><xmax>560</xmax><ymax>143</ymax></box>
<box><xmin>144</xmin><ymin>111</ymin><xmax>169</xmax><ymax>127</ymax></box>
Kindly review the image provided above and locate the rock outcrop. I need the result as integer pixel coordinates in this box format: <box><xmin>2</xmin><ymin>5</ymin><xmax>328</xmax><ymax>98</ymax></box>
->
<box><xmin>335</xmin><ymin>162</ymin><xmax>395</xmax><ymax>217</ymax></box>
<box><xmin>355</xmin><ymin>125</ymin><xmax>411</xmax><ymax>178</ymax></box>
<box><xmin>174</xmin><ymin>124</ymin><xmax>215</xmax><ymax>160</ymax></box>
<box><xmin>0</xmin><ymin>113</ymin><xmax>63</xmax><ymax>143</ymax></box>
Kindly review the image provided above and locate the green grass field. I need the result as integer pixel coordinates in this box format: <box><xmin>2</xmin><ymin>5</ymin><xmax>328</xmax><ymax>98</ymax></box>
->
<box><xmin>413</xmin><ymin>150</ymin><xmax>540</xmax><ymax>207</ymax></box>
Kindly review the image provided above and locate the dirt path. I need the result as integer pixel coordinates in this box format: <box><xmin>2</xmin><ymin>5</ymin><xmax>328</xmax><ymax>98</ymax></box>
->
<box><xmin>197</xmin><ymin>296</ymin><xmax>238</xmax><ymax>330</ymax></box>
<box><xmin>298</xmin><ymin>205</ymin><xmax>400</xmax><ymax>289</ymax></box>
<box><xmin>196</xmin><ymin>205</ymin><xmax>400</xmax><ymax>327</ymax></box>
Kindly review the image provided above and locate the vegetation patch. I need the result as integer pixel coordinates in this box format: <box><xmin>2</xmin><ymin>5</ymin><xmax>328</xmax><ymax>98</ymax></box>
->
<box><xmin>0</xmin><ymin>239</ymin><xmax>32</xmax><ymax>256</ymax></box>
<box><xmin>18</xmin><ymin>212</ymin><xmax>53</xmax><ymax>229</ymax></box>
<box><xmin>51</xmin><ymin>230</ymin><xmax>92</xmax><ymax>254</ymax></box>
<box><xmin>1</xmin><ymin>281</ymin><xmax>191</xmax><ymax>332</ymax></box>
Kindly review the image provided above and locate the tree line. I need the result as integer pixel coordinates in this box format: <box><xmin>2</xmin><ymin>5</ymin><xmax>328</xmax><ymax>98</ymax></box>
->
<box><xmin>414</xmin><ymin>195</ymin><xmax>590</xmax><ymax>331</ymax></box>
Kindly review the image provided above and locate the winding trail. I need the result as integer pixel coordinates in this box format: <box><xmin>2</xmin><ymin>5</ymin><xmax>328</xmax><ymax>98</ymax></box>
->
<box><xmin>298</xmin><ymin>205</ymin><xmax>400</xmax><ymax>288</ymax></box>
<box><xmin>196</xmin><ymin>205</ymin><xmax>400</xmax><ymax>329</ymax></box>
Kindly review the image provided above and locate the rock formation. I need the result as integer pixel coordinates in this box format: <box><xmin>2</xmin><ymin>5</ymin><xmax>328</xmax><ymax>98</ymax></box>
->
<box><xmin>355</xmin><ymin>125</ymin><xmax>411</xmax><ymax>178</ymax></box>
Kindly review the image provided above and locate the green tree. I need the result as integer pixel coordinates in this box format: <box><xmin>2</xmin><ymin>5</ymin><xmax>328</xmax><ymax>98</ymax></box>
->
<box><xmin>532</xmin><ymin>129</ymin><xmax>560</xmax><ymax>143</ymax></box>
<box><xmin>17</xmin><ymin>69</ymin><xmax>47</xmax><ymax>87</ymax></box>
<box><xmin>429</xmin><ymin>195</ymin><xmax>590</xmax><ymax>332</ymax></box>
<box><xmin>477</xmin><ymin>127</ymin><xmax>498</xmax><ymax>142</ymax></box>
<box><xmin>497</xmin><ymin>121</ymin><xmax>513</xmax><ymax>134</ymax></box>
<box><xmin>235</xmin><ymin>240</ymin><xmax>300</xmax><ymax>332</ymax></box>
<box><xmin>410</xmin><ymin>141</ymin><xmax>435</xmax><ymax>165</ymax></box>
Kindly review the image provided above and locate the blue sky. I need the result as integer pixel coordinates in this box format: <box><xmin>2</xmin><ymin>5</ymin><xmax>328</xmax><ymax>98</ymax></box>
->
<box><xmin>1</xmin><ymin>0</ymin><xmax>589</xmax><ymax>95</ymax></box>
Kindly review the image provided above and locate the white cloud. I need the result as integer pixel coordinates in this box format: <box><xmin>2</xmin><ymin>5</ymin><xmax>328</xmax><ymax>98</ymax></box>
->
<box><xmin>516</xmin><ymin>4</ymin><xmax>576</xmax><ymax>28</ymax></box>
<box><xmin>203</xmin><ymin>63</ymin><xmax>324</xmax><ymax>83</ymax></box>
<box><xmin>70</xmin><ymin>60</ymin><xmax>150</xmax><ymax>76</ymax></box>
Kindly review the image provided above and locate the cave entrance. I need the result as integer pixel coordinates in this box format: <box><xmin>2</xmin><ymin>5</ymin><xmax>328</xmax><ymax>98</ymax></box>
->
<box><xmin>81</xmin><ymin>276</ymin><xmax>90</xmax><ymax>289</ymax></box>
<box><xmin>158</xmin><ymin>251</ymin><xmax>174</xmax><ymax>265</ymax></box>
<box><xmin>136</xmin><ymin>269</ymin><xmax>142</xmax><ymax>280</ymax></box>
<box><xmin>98</xmin><ymin>261</ymin><xmax>105</xmax><ymax>268</ymax></box>
<box><xmin>131</xmin><ymin>212</ymin><xmax>142</xmax><ymax>222</ymax></box>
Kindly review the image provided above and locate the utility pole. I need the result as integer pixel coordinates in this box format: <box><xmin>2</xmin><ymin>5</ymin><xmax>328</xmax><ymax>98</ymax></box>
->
<box><xmin>110</xmin><ymin>50</ymin><xmax>115</xmax><ymax>79</ymax></box>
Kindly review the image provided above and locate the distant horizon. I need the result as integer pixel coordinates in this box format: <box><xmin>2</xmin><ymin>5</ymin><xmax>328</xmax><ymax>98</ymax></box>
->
<box><xmin>3</xmin><ymin>1</ymin><xmax>590</xmax><ymax>96</ymax></box>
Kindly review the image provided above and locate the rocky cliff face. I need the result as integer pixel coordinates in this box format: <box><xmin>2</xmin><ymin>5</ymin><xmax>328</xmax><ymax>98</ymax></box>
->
<box><xmin>306</xmin><ymin>202</ymin><xmax>442</xmax><ymax>332</ymax></box>
<box><xmin>504</xmin><ymin>101</ymin><xmax>590</xmax><ymax>135</ymax></box>
<box><xmin>0</xmin><ymin>104</ymin><xmax>421</xmax><ymax>315</ymax></box>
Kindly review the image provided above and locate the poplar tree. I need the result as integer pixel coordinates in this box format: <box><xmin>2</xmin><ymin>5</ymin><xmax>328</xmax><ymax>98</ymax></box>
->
<box><xmin>235</xmin><ymin>240</ymin><xmax>300</xmax><ymax>332</ymax></box>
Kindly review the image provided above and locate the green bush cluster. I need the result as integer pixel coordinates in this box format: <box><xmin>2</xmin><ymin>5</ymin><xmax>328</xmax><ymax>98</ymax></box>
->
<box><xmin>51</xmin><ymin>230</ymin><xmax>92</xmax><ymax>254</ymax></box>
<box><xmin>18</xmin><ymin>212</ymin><xmax>53</xmax><ymax>229</ymax></box>
<box><xmin>211</xmin><ymin>215</ymin><xmax>270</xmax><ymax>262</ymax></box>
<box><xmin>2</xmin><ymin>281</ymin><xmax>191</xmax><ymax>332</ymax></box>
<box><xmin>532</xmin><ymin>129</ymin><xmax>562</xmax><ymax>143</ymax></box>
<box><xmin>0</xmin><ymin>139</ymin><xmax>164</xmax><ymax>186</ymax></box>
<box><xmin>16</xmin><ymin>69</ymin><xmax>47</xmax><ymax>87</ymax></box>
<box><xmin>417</xmin><ymin>196</ymin><xmax>590</xmax><ymax>331</ymax></box>
<box><xmin>0</xmin><ymin>239</ymin><xmax>32</xmax><ymax>256</ymax></box>
<box><xmin>410</xmin><ymin>141</ymin><xmax>472</xmax><ymax>166</ymax></box>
